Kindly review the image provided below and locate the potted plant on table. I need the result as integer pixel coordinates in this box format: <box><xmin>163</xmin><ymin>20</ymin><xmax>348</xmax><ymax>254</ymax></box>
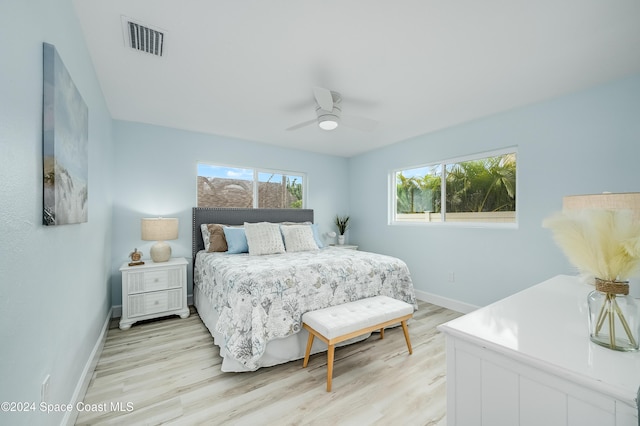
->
<box><xmin>335</xmin><ymin>215</ymin><xmax>350</xmax><ymax>245</ymax></box>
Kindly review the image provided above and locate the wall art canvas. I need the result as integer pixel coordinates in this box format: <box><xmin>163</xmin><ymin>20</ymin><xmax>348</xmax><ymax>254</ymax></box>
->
<box><xmin>42</xmin><ymin>42</ymin><xmax>88</xmax><ymax>225</ymax></box>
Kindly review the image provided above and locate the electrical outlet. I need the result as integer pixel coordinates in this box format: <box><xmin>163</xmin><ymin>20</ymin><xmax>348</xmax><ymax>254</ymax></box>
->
<box><xmin>448</xmin><ymin>272</ymin><xmax>455</xmax><ymax>283</ymax></box>
<box><xmin>41</xmin><ymin>374</ymin><xmax>50</xmax><ymax>404</ymax></box>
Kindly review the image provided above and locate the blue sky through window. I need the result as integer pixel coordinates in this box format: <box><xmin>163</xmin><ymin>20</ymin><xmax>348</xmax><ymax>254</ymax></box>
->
<box><xmin>198</xmin><ymin>164</ymin><xmax>302</xmax><ymax>184</ymax></box>
<box><xmin>197</xmin><ymin>164</ymin><xmax>252</xmax><ymax>180</ymax></box>
<box><xmin>396</xmin><ymin>165</ymin><xmax>441</xmax><ymax>180</ymax></box>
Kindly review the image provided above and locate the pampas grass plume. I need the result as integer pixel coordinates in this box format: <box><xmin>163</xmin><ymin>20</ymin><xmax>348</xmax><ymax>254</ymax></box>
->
<box><xmin>543</xmin><ymin>209</ymin><xmax>640</xmax><ymax>281</ymax></box>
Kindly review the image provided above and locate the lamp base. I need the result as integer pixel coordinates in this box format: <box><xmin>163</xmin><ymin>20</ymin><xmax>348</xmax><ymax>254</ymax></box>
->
<box><xmin>150</xmin><ymin>241</ymin><xmax>172</xmax><ymax>262</ymax></box>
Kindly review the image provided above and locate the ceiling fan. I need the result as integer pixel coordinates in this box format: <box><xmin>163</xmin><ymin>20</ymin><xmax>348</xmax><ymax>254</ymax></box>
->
<box><xmin>286</xmin><ymin>87</ymin><xmax>378</xmax><ymax>132</ymax></box>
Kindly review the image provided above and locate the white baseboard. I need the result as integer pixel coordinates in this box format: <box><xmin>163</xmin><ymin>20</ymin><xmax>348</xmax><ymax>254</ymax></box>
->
<box><xmin>414</xmin><ymin>289</ymin><xmax>478</xmax><ymax>314</ymax></box>
<box><xmin>62</xmin><ymin>307</ymin><xmax>112</xmax><ymax>426</ymax></box>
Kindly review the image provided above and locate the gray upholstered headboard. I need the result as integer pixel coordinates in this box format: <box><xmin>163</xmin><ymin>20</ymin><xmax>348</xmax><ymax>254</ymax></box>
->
<box><xmin>192</xmin><ymin>207</ymin><xmax>314</xmax><ymax>260</ymax></box>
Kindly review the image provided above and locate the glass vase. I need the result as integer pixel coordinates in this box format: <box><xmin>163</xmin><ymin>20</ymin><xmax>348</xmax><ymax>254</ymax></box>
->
<box><xmin>587</xmin><ymin>278</ymin><xmax>640</xmax><ymax>352</ymax></box>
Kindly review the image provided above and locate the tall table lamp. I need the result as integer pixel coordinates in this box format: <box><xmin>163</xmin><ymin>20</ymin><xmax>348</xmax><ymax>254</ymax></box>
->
<box><xmin>141</xmin><ymin>217</ymin><xmax>178</xmax><ymax>262</ymax></box>
<box><xmin>545</xmin><ymin>192</ymin><xmax>640</xmax><ymax>351</ymax></box>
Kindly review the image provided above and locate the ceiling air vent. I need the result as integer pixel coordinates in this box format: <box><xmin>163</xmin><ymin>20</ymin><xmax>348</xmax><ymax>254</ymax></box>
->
<box><xmin>122</xmin><ymin>16</ymin><xmax>166</xmax><ymax>57</ymax></box>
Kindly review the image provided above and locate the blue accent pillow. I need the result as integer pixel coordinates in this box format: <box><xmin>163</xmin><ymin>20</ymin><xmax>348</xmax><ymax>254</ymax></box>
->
<box><xmin>223</xmin><ymin>227</ymin><xmax>248</xmax><ymax>254</ymax></box>
<box><xmin>311</xmin><ymin>223</ymin><xmax>324</xmax><ymax>248</ymax></box>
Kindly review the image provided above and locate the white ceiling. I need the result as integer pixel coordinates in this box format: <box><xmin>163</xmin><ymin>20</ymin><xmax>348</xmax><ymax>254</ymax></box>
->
<box><xmin>73</xmin><ymin>0</ymin><xmax>640</xmax><ymax>158</ymax></box>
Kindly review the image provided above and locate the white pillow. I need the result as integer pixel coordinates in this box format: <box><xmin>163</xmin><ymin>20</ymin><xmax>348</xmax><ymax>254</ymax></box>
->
<box><xmin>281</xmin><ymin>225</ymin><xmax>319</xmax><ymax>252</ymax></box>
<box><xmin>280</xmin><ymin>221</ymin><xmax>324</xmax><ymax>248</ymax></box>
<box><xmin>244</xmin><ymin>222</ymin><xmax>285</xmax><ymax>256</ymax></box>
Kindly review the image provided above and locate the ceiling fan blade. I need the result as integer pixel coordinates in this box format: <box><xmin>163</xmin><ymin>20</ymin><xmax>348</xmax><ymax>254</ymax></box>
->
<box><xmin>313</xmin><ymin>87</ymin><xmax>334</xmax><ymax>111</ymax></box>
<box><xmin>286</xmin><ymin>118</ymin><xmax>317</xmax><ymax>131</ymax></box>
<box><xmin>341</xmin><ymin>114</ymin><xmax>378</xmax><ymax>132</ymax></box>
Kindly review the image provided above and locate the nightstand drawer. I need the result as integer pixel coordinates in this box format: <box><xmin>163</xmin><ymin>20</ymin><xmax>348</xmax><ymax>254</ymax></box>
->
<box><xmin>144</xmin><ymin>270</ymin><xmax>169</xmax><ymax>291</ymax></box>
<box><xmin>128</xmin><ymin>289</ymin><xmax>183</xmax><ymax>318</ymax></box>
<box><xmin>127</xmin><ymin>268</ymin><xmax>182</xmax><ymax>293</ymax></box>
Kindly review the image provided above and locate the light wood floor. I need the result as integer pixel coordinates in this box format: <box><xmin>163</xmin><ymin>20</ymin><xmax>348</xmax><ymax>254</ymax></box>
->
<box><xmin>76</xmin><ymin>301</ymin><xmax>462</xmax><ymax>425</ymax></box>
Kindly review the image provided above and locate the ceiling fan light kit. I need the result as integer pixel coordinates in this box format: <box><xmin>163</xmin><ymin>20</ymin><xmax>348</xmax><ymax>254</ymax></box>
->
<box><xmin>318</xmin><ymin>116</ymin><xmax>339</xmax><ymax>130</ymax></box>
<box><xmin>287</xmin><ymin>86</ymin><xmax>378</xmax><ymax>132</ymax></box>
<box><xmin>316</xmin><ymin>91</ymin><xmax>342</xmax><ymax>131</ymax></box>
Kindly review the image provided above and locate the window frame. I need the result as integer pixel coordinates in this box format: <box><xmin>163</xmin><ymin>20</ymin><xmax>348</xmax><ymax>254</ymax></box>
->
<box><xmin>197</xmin><ymin>162</ymin><xmax>307</xmax><ymax>209</ymax></box>
<box><xmin>389</xmin><ymin>147</ymin><xmax>518</xmax><ymax>228</ymax></box>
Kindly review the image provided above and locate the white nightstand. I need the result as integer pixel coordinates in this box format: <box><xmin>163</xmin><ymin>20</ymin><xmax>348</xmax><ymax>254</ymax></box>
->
<box><xmin>331</xmin><ymin>244</ymin><xmax>358</xmax><ymax>250</ymax></box>
<box><xmin>119</xmin><ymin>257</ymin><xmax>189</xmax><ymax>330</ymax></box>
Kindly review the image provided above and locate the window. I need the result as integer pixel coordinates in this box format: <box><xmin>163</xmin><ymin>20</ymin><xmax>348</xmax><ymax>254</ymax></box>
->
<box><xmin>392</xmin><ymin>150</ymin><xmax>516</xmax><ymax>224</ymax></box>
<box><xmin>197</xmin><ymin>164</ymin><xmax>305</xmax><ymax>209</ymax></box>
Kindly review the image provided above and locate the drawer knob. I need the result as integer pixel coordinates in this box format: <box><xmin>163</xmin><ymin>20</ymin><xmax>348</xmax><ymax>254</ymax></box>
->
<box><xmin>154</xmin><ymin>301</ymin><xmax>159</xmax><ymax>305</ymax></box>
<box><xmin>154</xmin><ymin>278</ymin><xmax>159</xmax><ymax>282</ymax></box>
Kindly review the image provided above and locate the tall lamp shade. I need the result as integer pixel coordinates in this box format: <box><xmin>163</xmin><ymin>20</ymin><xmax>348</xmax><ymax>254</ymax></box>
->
<box><xmin>141</xmin><ymin>218</ymin><xmax>178</xmax><ymax>262</ymax></box>
<box><xmin>563</xmin><ymin>192</ymin><xmax>640</xmax><ymax>219</ymax></box>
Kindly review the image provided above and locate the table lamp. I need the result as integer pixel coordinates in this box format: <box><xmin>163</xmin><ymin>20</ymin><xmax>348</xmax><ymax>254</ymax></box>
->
<box><xmin>544</xmin><ymin>192</ymin><xmax>640</xmax><ymax>351</ymax></box>
<box><xmin>141</xmin><ymin>217</ymin><xmax>178</xmax><ymax>262</ymax></box>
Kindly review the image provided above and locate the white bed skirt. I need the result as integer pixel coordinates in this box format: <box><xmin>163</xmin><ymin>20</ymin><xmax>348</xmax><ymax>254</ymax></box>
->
<box><xmin>194</xmin><ymin>283</ymin><xmax>370</xmax><ymax>372</ymax></box>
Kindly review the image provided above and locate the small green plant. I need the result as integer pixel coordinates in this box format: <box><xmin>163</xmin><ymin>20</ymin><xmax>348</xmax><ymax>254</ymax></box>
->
<box><xmin>335</xmin><ymin>215</ymin><xmax>350</xmax><ymax>235</ymax></box>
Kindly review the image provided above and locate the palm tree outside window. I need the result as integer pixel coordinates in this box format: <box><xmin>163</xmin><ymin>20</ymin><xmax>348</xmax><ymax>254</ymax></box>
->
<box><xmin>394</xmin><ymin>150</ymin><xmax>516</xmax><ymax>224</ymax></box>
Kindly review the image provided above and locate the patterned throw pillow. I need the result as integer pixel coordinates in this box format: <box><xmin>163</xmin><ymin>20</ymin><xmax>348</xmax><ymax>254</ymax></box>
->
<box><xmin>279</xmin><ymin>221</ymin><xmax>324</xmax><ymax>248</ymax></box>
<box><xmin>281</xmin><ymin>225</ymin><xmax>319</xmax><ymax>252</ymax></box>
<box><xmin>200</xmin><ymin>224</ymin><xmax>212</xmax><ymax>251</ymax></box>
<box><xmin>244</xmin><ymin>222</ymin><xmax>286</xmax><ymax>256</ymax></box>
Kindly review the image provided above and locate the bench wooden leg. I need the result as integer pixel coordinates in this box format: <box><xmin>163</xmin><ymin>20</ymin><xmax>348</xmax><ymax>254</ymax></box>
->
<box><xmin>401</xmin><ymin>320</ymin><xmax>413</xmax><ymax>355</ymax></box>
<box><xmin>303</xmin><ymin>332</ymin><xmax>315</xmax><ymax>368</ymax></box>
<box><xmin>303</xmin><ymin>309</ymin><xmax>413</xmax><ymax>392</ymax></box>
<box><xmin>326</xmin><ymin>344</ymin><xmax>335</xmax><ymax>392</ymax></box>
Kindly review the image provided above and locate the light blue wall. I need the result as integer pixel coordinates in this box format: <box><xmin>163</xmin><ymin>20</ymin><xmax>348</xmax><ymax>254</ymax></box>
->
<box><xmin>2</xmin><ymin>1</ymin><xmax>639</xmax><ymax>420</ymax></box>
<box><xmin>111</xmin><ymin>121</ymin><xmax>349</xmax><ymax>306</ymax></box>
<box><xmin>348</xmin><ymin>74</ymin><xmax>640</xmax><ymax>307</ymax></box>
<box><xmin>0</xmin><ymin>0</ymin><xmax>114</xmax><ymax>425</ymax></box>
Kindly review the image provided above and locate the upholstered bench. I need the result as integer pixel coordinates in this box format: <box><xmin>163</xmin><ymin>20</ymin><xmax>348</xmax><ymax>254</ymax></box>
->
<box><xmin>302</xmin><ymin>295</ymin><xmax>414</xmax><ymax>391</ymax></box>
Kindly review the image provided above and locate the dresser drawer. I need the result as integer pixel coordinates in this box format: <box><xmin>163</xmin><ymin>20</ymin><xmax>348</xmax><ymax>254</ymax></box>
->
<box><xmin>128</xmin><ymin>288</ymin><xmax>183</xmax><ymax>318</ymax></box>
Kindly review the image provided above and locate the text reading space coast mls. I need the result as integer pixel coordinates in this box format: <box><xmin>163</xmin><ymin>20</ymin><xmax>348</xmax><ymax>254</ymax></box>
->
<box><xmin>1</xmin><ymin>401</ymin><xmax>134</xmax><ymax>414</ymax></box>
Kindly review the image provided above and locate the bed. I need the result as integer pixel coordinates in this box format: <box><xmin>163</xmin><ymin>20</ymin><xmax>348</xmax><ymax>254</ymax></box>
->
<box><xmin>192</xmin><ymin>207</ymin><xmax>417</xmax><ymax>372</ymax></box>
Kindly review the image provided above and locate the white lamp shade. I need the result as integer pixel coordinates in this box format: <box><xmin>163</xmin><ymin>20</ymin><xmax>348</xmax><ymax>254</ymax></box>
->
<box><xmin>563</xmin><ymin>193</ymin><xmax>640</xmax><ymax>219</ymax></box>
<box><xmin>141</xmin><ymin>218</ymin><xmax>179</xmax><ymax>241</ymax></box>
<box><xmin>141</xmin><ymin>218</ymin><xmax>178</xmax><ymax>262</ymax></box>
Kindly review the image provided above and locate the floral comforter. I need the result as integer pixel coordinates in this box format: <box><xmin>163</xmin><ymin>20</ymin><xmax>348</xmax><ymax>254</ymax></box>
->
<box><xmin>194</xmin><ymin>247</ymin><xmax>417</xmax><ymax>370</ymax></box>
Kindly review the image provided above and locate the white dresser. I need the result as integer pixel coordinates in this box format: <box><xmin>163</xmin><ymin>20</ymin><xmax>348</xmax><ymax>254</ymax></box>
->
<box><xmin>119</xmin><ymin>257</ymin><xmax>189</xmax><ymax>330</ymax></box>
<box><xmin>439</xmin><ymin>275</ymin><xmax>639</xmax><ymax>426</ymax></box>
